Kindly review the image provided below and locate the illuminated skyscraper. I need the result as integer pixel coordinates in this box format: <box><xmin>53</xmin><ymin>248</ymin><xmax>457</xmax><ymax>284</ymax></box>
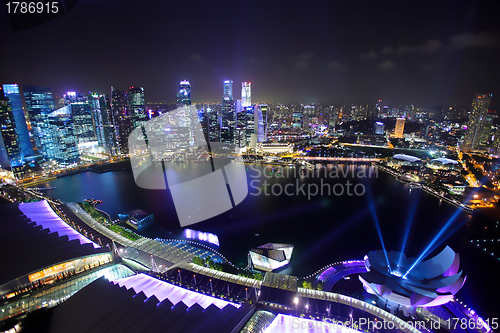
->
<box><xmin>0</xmin><ymin>96</ymin><xmax>21</xmax><ymax>169</ymax></box>
<box><xmin>2</xmin><ymin>84</ymin><xmax>33</xmax><ymax>159</ymax></box>
<box><xmin>292</xmin><ymin>110</ymin><xmax>303</xmax><ymax>128</ymax></box>
<box><xmin>177</xmin><ymin>80</ymin><xmax>191</xmax><ymax>107</ymax></box>
<box><xmin>244</xmin><ymin>106</ymin><xmax>255</xmax><ymax>144</ymax></box>
<box><xmin>111</xmin><ymin>86</ymin><xmax>132</xmax><ymax>155</ymax></box>
<box><xmin>394</xmin><ymin>118</ymin><xmax>405</xmax><ymax>137</ymax></box>
<box><xmin>463</xmin><ymin>94</ymin><xmax>493</xmax><ymax>151</ymax></box>
<box><xmin>255</xmin><ymin>104</ymin><xmax>268</xmax><ymax>142</ymax></box>
<box><xmin>23</xmin><ymin>85</ymin><xmax>57</xmax><ymax>155</ymax></box>
<box><xmin>128</xmin><ymin>86</ymin><xmax>146</xmax><ymax>128</ymax></box>
<box><xmin>223</xmin><ymin>80</ymin><xmax>233</xmax><ymax>101</ymax></box>
<box><xmin>241</xmin><ymin>82</ymin><xmax>251</xmax><ymax>107</ymax></box>
<box><xmin>221</xmin><ymin>80</ymin><xmax>235</xmax><ymax>143</ymax></box>
<box><xmin>45</xmin><ymin>106</ymin><xmax>80</xmax><ymax>165</ymax></box>
<box><xmin>89</xmin><ymin>93</ymin><xmax>117</xmax><ymax>154</ymax></box>
<box><xmin>234</xmin><ymin>109</ymin><xmax>246</xmax><ymax>147</ymax></box>
<box><xmin>175</xmin><ymin>81</ymin><xmax>198</xmax><ymax>146</ymax></box>
<box><xmin>64</xmin><ymin>92</ymin><xmax>95</xmax><ymax>144</ymax></box>
<box><xmin>374</xmin><ymin>122</ymin><xmax>384</xmax><ymax>135</ymax></box>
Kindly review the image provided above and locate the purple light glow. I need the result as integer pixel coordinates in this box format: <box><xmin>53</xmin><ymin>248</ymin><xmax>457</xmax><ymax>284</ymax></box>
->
<box><xmin>19</xmin><ymin>201</ymin><xmax>100</xmax><ymax>248</ymax></box>
<box><xmin>111</xmin><ymin>273</ymin><xmax>239</xmax><ymax>309</ymax></box>
<box><xmin>264</xmin><ymin>314</ymin><xmax>362</xmax><ymax>333</ymax></box>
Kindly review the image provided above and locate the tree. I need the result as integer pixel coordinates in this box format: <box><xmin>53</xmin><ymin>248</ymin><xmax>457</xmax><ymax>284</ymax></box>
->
<box><xmin>192</xmin><ymin>256</ymin><xmax>204</xmax><ymax>266</ymax></box>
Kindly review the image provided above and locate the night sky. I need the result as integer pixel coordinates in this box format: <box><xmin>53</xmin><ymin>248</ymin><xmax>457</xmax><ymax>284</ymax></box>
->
<box><xmin>1</xmin><ymin>0</ymin><xmax>500</xmax><ymax>108</ymax></box>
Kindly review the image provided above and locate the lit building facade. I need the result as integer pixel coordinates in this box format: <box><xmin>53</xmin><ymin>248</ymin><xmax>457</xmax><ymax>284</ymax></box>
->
<box><xmin>45</xmin><ymin>106</ymin><xmax>80</xmax><ymax>165</ymax></box>
<box><xmin>207</xmin><ymin>106</ymin><xmax>220</xmax><ymax>142</ymax></box>
<box><xmin>23</xmin><ymin>85</ymin><xmax>57</xmax><ymax>156</ymax></box>
<box><xmin>111</xmin><ymin>86</ymin><xmax>133</xmax><ymax>154</ymax></box>
<box><xmin>0</xmin><ymin>96</ymin><xmax>21</xmax><ymax>169</ymax></box>
<box><xmin>394</xmin><ymin>118</ymin><xmax>405</xmax><ymax>137</ymax></box>
<box><xmin>221</xmin><ymin>80</ymin><xmax>235</xmax><ymax>143</ymax></box>
<box><xmin>374</xmin><ymin>121</ymin><xmax>384</xmax><ymax>135</ymax></box>
<box><xmin>2</xmin><ymin>84</ymin><xmax>33</xmax><ymax>159</ymax></box>
<box><xmin>128</xmin><ymin>86</ymin><xmax>146</xmax><ymax>128</ymax></box>
<box><xmin>177</xmin><ymin>80</ymin><xmax>191</xmax><ymax>107</ymax></box>
<box><xmin>64</xmin><ymin>92</ymin><xmax>96</xmax><ymax>144</ymax></box>
<box><xmin>244</xmin><ymin>106</ymin><xmax>255</xmax><ymax>144</ymax></box>
<box><xmin>176</xmin><ymin>81</ymin><xmax>196</xmax><ymax>146</ymax></box>
<box><xmin>241</xmin><ymin>82</ymin><xmax>251</xmax><ymax>107</ymax></box>
<box><xmin>463</xmin><ymin>94</ymin><xmax>492</xmax><ymax>151</ymax></box>
<box><xmin>89</xmin><ymin>93</ymin><xmax>117</xmax><ymax>154</ymax></box>
<box><xmin>223</xmin><ymin>80</ymin><xmax>233</xmax><ymax>101</ymax></box>
<box><xmin>256</xmin><ymin>104</ymin><xmax>268</xmax><ymax>142</ymax></box>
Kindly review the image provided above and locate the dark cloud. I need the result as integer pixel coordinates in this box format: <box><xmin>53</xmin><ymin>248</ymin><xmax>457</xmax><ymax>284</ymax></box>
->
<box><xmin>359</xmin><ymin>50</ymin><xmax>377</xmax><ymax>60</ymax></box>
<box><xmin>189</xmin><ymin>54</ymin><xmax>204</xmax><ymax>63</ymax></box>
<box><xmin>327</xmin><ymin>61</ymin><xmax>347</xmax><ymax>70</ymax></box>
<box><xmin>293</xmin><ymin>52</ymin><xmax>314</xmax><ymax>70</ymax></box>
<box><xmin>378</xmin><ymin>60</ymin><xmax>396</xmax><ymax>70</ymax></box>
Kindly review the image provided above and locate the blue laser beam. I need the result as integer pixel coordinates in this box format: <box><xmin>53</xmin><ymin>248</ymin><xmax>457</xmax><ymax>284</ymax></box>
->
<box><xmin>365</xmin><ymin>183</ymin><xmax>391</xmax><ymax>269</ymax></box>
<box><xmin>398</xmin><ymin>190</ymin><xmax>420</xmax><ymax>266</ymax></box>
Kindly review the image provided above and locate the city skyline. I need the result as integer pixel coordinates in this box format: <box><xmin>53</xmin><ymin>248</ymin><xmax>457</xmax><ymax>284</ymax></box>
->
<box><xmin>1</xmin><ymin>1</ymin><xmax>500</xmax><ymax>328</ymax></box>
<box><xmin>0</xmin><ymin>80</ymin><xmax>496</xmax><ymax>112</ymax></box>
<box><xmin>1</xmin><ymin>0</ymin><xmax>500</xmax><ymax>108</ymax></box>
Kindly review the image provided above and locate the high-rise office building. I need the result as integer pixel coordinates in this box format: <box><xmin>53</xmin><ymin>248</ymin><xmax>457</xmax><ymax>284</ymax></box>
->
<box><xmin>128</xmin><ymin>86</ymin><xmax>146</xmax><ymax>128</ymax></box>
<box><xmin>244</xmin><ymin>106</ymin><xmax>255</xmax><ymax>144</ymax></box>
<box><xmin>64</xmin><ymin>92</ymin><xmax>96</xmax><ymax>144</ymax></box>
<box><xmin>2</xmin><ymin>84</ymin><xmax>33</xmax><ymax>159</ymax></box>
<box><xmin>207</xmin><ymin>106</ymin><xmax>220</xmax><ymax>142</ymax></box>
<box><xmin>292</xmin><ymin>110</ymin><xmax>303</xmax><ymax>128</ymax></box>
<box><xmin>234</xmin><ymin>110</ymin><xmax>246</xmax><ymax>147</ymax></box>
<box><xmin>241</xmin><ymin>82</ymin><xmax>251</xmax><ymax>107</ymax></box>
<box><xmin>111</xmin><ymin>86</ymin><xmax>132</xmax><ymax>155</ymax></box>
<box><xmin>221</xmin><ymin>80</ymin><xmax>235</xmax><ymax>143</ymax></box>
<box><xmin>45</xmin><ymin>106</ymin><xmax>80</xmax><ymax>165</ymax></box>
<box><xmin>394</xmin><ymin>118</ymin><xmax>405</xmax><ymax>137</ymax></box>
<box><xmin>223</xmin><ymin>80</ymin><xmax>233</xmax><ymax>101</ymax></box>
<box><xmin>0</xmin><ymin>96</ymin><xmax>21</xmax><ymax>169</ymax></box>
<box><xmin>255</xmin><ymin>104</ymin><xmax>268</xmax><ymax>142</ymax></box>
<box><xmin>463</xmin><ymin>94</ymin><xmax>493</xmax><ymax>151</ymax></box>
<box><xmin>175</xmin><ymin>81</ymin><xmax>199</xmax><ymax>146</ymax></box>
<box><xmin>23</xmin><ymin>85</ymin><xmax>57</xmax><ymax>155</ymax></box>
<box><xmin>374</xmin><ymin>122</ymin><xmax>385</xmax><ymax>135</ymax></box>
<box><xmin>177</xmin><ymin>80</ymin><xmax>191</xmax><ymax>107</ymax></box>
<box><xmin>89</xmin><ymin>93</ymin><xmax>117</xmax><ymax>154</ymax></box>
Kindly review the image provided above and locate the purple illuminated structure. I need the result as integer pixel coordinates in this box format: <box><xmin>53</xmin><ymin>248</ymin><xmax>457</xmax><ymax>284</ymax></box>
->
<box><xmin>317</xmin><ymin>260</ymin><xmax>365</xmax><ymax>281</ymax></box>
<box><xmin>359</xmin><ymin>246</ymin><xmax>466</xmax><ymax>307</ymax></box>
<box><xmin>112</xmin><ymin>273</ymin><xmax>240</xmax><ymax>309</ymax></box>
<box><xmin>184</xmin><ymin>228</ymin><xmax>219</xmax><ymax>246</ymax></box>
<box><xmin>19</xmin><ymin>200</ymin><xmax>100</xmax><ymax>248</ymax></box>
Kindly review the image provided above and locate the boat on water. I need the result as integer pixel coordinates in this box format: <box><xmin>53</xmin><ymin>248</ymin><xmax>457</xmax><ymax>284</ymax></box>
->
<box><xmin>27</xmin><ymin>186</ymin><xmax>57</xmax><ymax>191</ymax></box>
<box><xmin>409</xmin><ymin>182</ymin><xmax>422</xmax><ymax>189</ymax></box>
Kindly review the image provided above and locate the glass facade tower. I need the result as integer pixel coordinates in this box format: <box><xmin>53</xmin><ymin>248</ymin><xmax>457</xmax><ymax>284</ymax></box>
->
<box><xmin>2</xmin><ymin>84</ymin><xmax>33</xmax><ymax>159</ymax></box>
<box><xmin>23</xmin><ymin>85</ymin><xmax>57</xmax><ymax>156</ymax></box>
<box><xmin>463</xmin><ymin>94</ymin><xmax>493</xmax><ymax>151</ymax></box>
<box><xmin>241</xmin><ymin>82</ymin><xmax>251</xmax><ymax>107</ymax></box>
<box><xmin>0</xmin><ymin>96</ymin><xmax>21</xmax><ymax>169</ymax></box>
<box><xmin>128</xmin><ymin>86</ymin><xmax>146</xmax><ymax>129</ymax></box>
<box><xmin>177</xmin><ymin>80</ymin><xmax>191</xmax><ymax>107</ymax></box>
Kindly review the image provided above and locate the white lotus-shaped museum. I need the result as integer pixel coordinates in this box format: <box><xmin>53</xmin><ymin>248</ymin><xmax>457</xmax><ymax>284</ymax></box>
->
<box><xmin>359</xmin><ymin>246</ymin><xmax>466</xmax><ymax>307</ymax></box>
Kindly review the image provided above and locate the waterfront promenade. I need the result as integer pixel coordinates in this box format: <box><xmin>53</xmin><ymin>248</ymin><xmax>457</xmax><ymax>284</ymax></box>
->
<box><xmin>374</xmin><ymin>164</ymin><xmax>473</xmax><ymax>213</ymax></box>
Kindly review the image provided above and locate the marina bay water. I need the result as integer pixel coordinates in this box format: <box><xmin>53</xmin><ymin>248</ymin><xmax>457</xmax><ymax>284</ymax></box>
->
<box><xmin>39</xmin><ymin>162</ymin><xmax>497</xmax><ymax>319</ymax></box>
